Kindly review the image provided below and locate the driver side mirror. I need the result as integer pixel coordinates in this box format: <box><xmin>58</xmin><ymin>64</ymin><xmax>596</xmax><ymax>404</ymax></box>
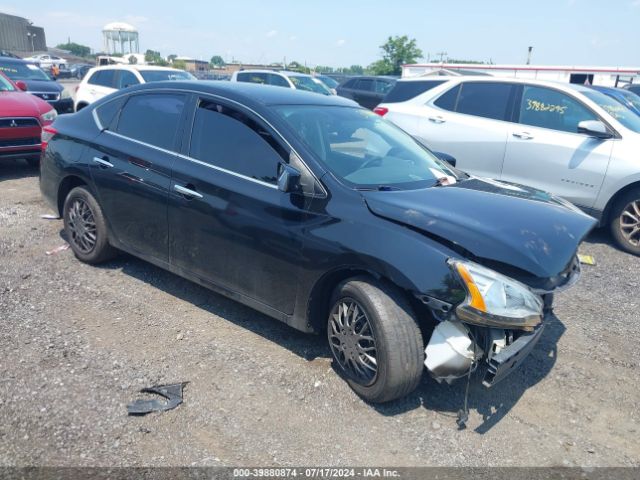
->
<box><xmin>277</xmin><ymin>164</ymin><xmax>301</xmax><ymax>193</ymax></box>
<box><xmin>577</xmin><ymin>120</ymin><xmax>614</xmax><ymax>139</ymax></box>
<box><xmin>15</xmin><ymin>80</ymin><xmax>28</xmax><ymax>91</ymax></box>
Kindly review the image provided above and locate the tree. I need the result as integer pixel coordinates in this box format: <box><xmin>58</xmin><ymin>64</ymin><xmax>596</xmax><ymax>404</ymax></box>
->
<box><xmin>315</xmin><ymin>65</ymin><xmax>334</xmax><ymax>73</ymax></box>
<box><xmin>167</xmin><ymin>54</ymin><xmax>178</xmax><ymax>62</ymax></box>
<box><xmin>56</xmin><ymin>42</ymin><xmax>91</xmax><ymax>58</ymax></box>
<box><xmin>172</xmin><ymin>59</ymin><xmax>187</xmax><ymax>70</ymax></box>
<box><xmin>287</xmin><ymin>61</ymin><xmax>310</xmax><ymax>74</ymax></box>
<box><xmin>370</xmin><ymin>35</ymin><xmax>423</xmax><ymax>75</ymax></box>
<box><xmin>210</xmin><ymin>55</ymin><xmax>225</xmax><ymax>67</ymax></box>
<box><xmin>144</xmin><ymin>49</ymin><xmax>168</xmax><ymax>66</ymax></box>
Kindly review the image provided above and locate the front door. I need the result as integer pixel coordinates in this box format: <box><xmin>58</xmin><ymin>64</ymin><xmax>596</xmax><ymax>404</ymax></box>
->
<box><xmin>168</xmin><ymin>97</ymin><xmax>307</xmax><ymax>314</ymax></box>
<box><xmin>501</xmin><ymin>84</ymin><xmax>613</xmax><ymax>209</ymax></box>
<box><xmin>88</xmin><ymin>92</ymin><xmax>188</xmax><ymax>261</ymax></box>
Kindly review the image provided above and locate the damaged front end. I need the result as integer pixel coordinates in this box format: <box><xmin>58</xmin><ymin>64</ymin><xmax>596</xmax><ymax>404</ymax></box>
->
<box><xmin>420</xmin><ymin>257</ymin><xmax>574</xmax><ymax>388</ymax></box>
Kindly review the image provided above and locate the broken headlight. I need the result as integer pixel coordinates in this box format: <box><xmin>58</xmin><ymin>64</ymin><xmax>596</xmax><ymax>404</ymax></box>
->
<box><xmin>449</xmin><ymin>259</ymin><xmax>543</xmax><ymax>330</ymax></box>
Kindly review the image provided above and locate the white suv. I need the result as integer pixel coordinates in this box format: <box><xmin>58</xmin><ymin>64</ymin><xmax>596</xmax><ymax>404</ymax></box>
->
<box><xmin>377</xmin><ymin>77</ymin><xmax>640</xmax><ymax>255</ymax></box>
<box><xmin>230</xmin><ymin>70</ymin><xmax>332</xmax><ymax>95</ymax></box>
<box><xmin>74</xmin><ymin>65</ymin><xmax>195</xmax><ymax>111</ymax></box>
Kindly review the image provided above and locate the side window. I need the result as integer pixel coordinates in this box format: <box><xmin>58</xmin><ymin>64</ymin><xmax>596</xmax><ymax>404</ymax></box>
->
<box><xmin>268</xmin><ymin>74</ymin><xmax>290</xmax><ymax>88</ymax></box>
<box><xmin>240</xmin><ymin>73</ymin><xmax>268</xmax><ymax>84</ymax></box>
<box><xmin>518</xmin><ymin>86</ymin><xmax>597</xmax><ymax>133</ymax></box>
<box><xmin>236</xmin><ymin>72</ymin><xmax>251</xmax><ymax>82</ymax></box>
<box><xmin>95</xmin><ymin>97</ymin><xmax>126</xmax><ymax>130</ymax></box>
<box><xmin>188</xmin><ymin>100</ymin><xmax>285</xmax><ymax>184</ymax></box>
<box><xmin>455</xmin><ymin>83</ymin><xmax>514</xmax><ymax>121</ymax></box>
<box><xmin>374</xmin><ymin>80</ymin><xmax>393</xmax><ymax>94</ymax></box>
<box><xmin>355</xmin><ymin>79</ymin><xmax>374</xmax><ymax>91</ymax></box>
<box><xmin>87</xmin><ymin>71</ymin><xmax>102</xmax><ymax>86</ymax></box>
<box><xmin>342</xmin><ymin>79</ymin><xmax>356</xmax><ymax>89</ymax></box>
<box><xmin>117</xmin><ymin>70</ymin><xmax>139</xmax><ymax>89</ymax></box>
<box><xmin>115</xmin><ymin>93</ymin><xmax>186</xmax><ymax>150</ymax></box>
<box><xmin>434</xmin><ymin>84</ymin><xmax>460</xmax><ymax>111</ymax></box>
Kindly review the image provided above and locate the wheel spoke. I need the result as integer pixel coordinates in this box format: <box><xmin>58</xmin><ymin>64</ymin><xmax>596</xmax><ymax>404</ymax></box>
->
<box><xmin>327</xmin><ymin>299</ymin><xmax>378</xmax><ymax>385</ymax></box>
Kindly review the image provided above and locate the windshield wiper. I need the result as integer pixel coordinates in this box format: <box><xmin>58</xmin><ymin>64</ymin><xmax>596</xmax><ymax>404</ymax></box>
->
<box><xmin>356</xmin><ymin>185</ymin><xmax>401</xmax><ymax>191</ymax></box>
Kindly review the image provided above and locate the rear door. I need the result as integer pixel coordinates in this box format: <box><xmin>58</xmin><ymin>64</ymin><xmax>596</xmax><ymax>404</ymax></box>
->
<box><xmin>87</xmin><ymin>92</ymin><xmax>188</xmax><ymax>261</ymax></box>
<box><xmin>501</xmin><ymin>84</ymin><xmax>613</xmax><ymax>209</ymax></box>
<box><xmin>168</xmin><ymin>96</ymin><xmax>308</xmax><ymax>314</ymax></box>
<box><xmin>417</xmin><ymin>81</ymin><xmax>516</xmax><ymax>179</ymax></box>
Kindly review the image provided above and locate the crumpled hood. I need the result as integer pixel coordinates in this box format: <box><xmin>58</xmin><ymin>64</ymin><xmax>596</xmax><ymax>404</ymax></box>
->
<box><xmin>363</xmin><ymin>177</ymin><xmax>597</xmax><ymax>278</ymax></box>
<box><xmin>0</xmin><ymin>91</ymin><xmax>51</xmax><ymax>117</ymax></box>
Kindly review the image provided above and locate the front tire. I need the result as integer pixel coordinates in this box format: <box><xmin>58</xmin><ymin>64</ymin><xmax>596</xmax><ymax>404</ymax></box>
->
<box><xmin>328</xmin><ymin>277</ymin><xmax>424</xmax><ymax>403</ymax></box>
<box><xmin>63</xmin><ymin>186</ymin><xmax>117</xmax><ymax>264</ymax></box>
<box><xmin>610</xmin><ymin>188</ymin><xmax>640</xmax><ymax>256</ymax></box>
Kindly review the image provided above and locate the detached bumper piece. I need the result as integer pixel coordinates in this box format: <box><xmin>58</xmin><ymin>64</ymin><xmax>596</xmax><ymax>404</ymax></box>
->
<box><xmin>483</xmin><ymin>323</ymin><xmax>545</xmax><ymax>387</ymax></box>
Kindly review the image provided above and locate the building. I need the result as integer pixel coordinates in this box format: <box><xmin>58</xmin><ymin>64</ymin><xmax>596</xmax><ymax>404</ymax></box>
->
<box><xmin>174</xmin><ymin>57</ymin><xmax>209</xmax><ymax>73</ymax></box>
<box><xmin>102</xmin><ymin>22</ymin><xmax>139</xmax><ymax>55</ymax></box>
<box><xmin>402</xmin><ymin>63</ymin><xmax>640</xmax><ymax>87</ymax></box>
<box><xmin>0</xmin><ymin>12</ymin><xmax>46</xmax><ymax>53</ymax></box>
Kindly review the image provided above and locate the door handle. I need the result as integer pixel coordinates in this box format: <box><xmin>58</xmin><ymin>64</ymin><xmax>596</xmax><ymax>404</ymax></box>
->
<box><xmin>428</xmin><ymin>116</ymin><xmax>446</xmax><ymax>124</ymax></box>
<box><xmin>93</xmin><ymin>156</ymin><xmax>114</xmax><ymax>168</ymax></box>
<box><xmin>174</xmin><ymin>184</ymin><xmax>203</xmax><ymax>199</ymax></box>
<box><xmin>513</xmin><ymin>132</ymin><xmax>534</xmax><ymax>140</ymax></box>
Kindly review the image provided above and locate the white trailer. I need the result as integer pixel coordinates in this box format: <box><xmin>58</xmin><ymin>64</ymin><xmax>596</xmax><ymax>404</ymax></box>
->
<box><xmin>402</xmin><ymin>63</ymin><xmax>640</xmax><ymax>87</ymax></box>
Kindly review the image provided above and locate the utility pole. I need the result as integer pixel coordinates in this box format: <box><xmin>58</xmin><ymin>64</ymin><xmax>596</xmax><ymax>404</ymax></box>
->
<box><xmin>526</xmin><ymin>46</ymin><xmax>533</xmax><ymax>65</ymax></box>
<box><xmin>436</xmin><ymin>51</ymin><xmax>447</xmax><ymax>63</ymax></box>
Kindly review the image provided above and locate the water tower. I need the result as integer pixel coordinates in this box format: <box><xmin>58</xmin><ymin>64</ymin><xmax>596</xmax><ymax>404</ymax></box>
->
<box><xmin>102</xmin><ymin>22</ymin><xmax>139</xmax><ymax>55</ymax></box>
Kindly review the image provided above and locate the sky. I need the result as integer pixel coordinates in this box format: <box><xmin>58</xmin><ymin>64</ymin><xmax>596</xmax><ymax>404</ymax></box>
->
<box><xmin>1</xmin><ymin>0</ymin><xmax>639</xmax><ymax>67</ymax></box>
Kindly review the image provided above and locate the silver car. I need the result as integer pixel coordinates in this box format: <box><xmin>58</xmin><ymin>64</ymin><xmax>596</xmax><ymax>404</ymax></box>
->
<box><xmin>377</xmin><ymin>77</ymin><xmax>640</xmax><ymax>255</ymax></box>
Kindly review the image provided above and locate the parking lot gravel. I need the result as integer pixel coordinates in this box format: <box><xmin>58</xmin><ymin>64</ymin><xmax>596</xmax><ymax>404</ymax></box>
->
<box><xmin>0</xmin><ymin>161</ymin><xmax>639</xmax><ymax>467</ymax></box>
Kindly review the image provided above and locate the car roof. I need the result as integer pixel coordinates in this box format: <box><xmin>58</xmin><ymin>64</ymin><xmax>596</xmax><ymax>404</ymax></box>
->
<box><xmin>398</xmin><ymin>75</ymin><xmax>607</xmax><ymax>92</ymax></box>
<box><xmin>91</xmin><ymin>64</ymin><xmax>184</xmax><ymax>72</ymax></box>
<box><xmin>0</xmin><ymin>57</ymin><xmax>38</xmax><ymax>65</ymax></box>
<box><xmin>122</xmin><ymin>80</ymin><xmax>358</xmax><ymax>107</ymax></box>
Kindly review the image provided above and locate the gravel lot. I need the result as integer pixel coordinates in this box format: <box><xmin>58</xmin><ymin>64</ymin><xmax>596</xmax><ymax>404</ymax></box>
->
<box><xmin>0</xmin><ymin>161</ymin><xmax>639</xmax><ymax>467</ymax></box>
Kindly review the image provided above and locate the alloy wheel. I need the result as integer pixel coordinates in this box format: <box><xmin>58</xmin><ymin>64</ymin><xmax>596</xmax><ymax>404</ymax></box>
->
<box><xmin>328</xmin><ymin>299</ymin><xmax>378</xmax><ymax>385</ymax></box>
<box><xmin>620</xmin><ymin>199</ymin><xmax>640</xmax><ymax>247</ymax></box>
<box><xmin>67</xmin><ymin>197</ymin><xmax>98</xmax><ymax>254</ymax></box>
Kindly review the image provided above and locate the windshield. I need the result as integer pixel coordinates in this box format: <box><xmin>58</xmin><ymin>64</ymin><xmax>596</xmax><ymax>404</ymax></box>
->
<box><xmin>0</xmin><ymin>74</ymin><xmax>16</xmax><ymax>92</ymax></box>
<box><xmin>139</xmin><ymin>70</ymin><xmax>196</xmax><ymax>82</ymax></box>
<box><xmin>318</xmin><ymin>75</ymin><xmax>339</xmax><ymax>89</ymax></box>
<box><xmin>0</xmin><ymin>62</ymin><xmax>50</xmax><ymax>81</ymax></box>
<box><xmin>583</xmin><ymin>90</ymin><xmax>640</xmax><ymax>133</ymax></box>
<box><xmin>617</xmin><ymin>89</ymin><xmax>640</xmax><ymax>113</ymax></box>
<box><xmin>275</xmin><ymin>105</ymin><xmax>457</xmax><ymax>189</ymax></box>
<box><xmin>288</xmin><ymin>75</ymin><xmax>331</xmax><ymax>95</ymax></box>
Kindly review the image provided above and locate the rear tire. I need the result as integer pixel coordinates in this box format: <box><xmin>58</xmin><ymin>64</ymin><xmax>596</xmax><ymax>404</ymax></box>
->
<box><xmin>63</xmin><ymin>186</ymin><xmax>117</xmax><ymax>264</ymax></box>
<box><xmin>609</xmin><ymin>188</ymin><xmax>640</xmax><ymax>256</ymax></box>
<box><xmin>328</xmin><ymin>276</ymin><xmax>424</xmax><ymax>403</ymax></box>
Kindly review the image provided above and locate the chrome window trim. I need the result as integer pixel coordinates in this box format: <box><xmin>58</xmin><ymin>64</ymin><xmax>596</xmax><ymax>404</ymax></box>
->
<box><xmin>176</xmin><ymin>153</ymin><xmax>278</xmax><ymax>190</ymax></box>
<box><xmin>0</xmin><ymin>143</ymin><xmax>40</xmax><ymax>149</ymax></box>
<box><xmin>90</xmin><ymin>87</ymin><xmax>328</xmax><ymax>198</ymax></box>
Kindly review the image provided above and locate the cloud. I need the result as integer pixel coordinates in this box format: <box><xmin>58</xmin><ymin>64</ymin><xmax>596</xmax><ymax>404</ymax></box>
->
<box><xmin>289</xmin><ymin>35</ymin><xmax>297</xmax><ymax>41</ymax></box>
<box><xmin>336</xmin><ymin>39</ymin><xmax>346</xmax><ymax>47</ymax></box>
<box><xmin>266</xmin><ymin>30</ymin><xmax>278</xmax><ymax>38</ymax></box>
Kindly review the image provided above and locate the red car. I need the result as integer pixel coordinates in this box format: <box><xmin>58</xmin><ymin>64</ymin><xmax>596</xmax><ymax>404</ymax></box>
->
<box><xmin>0</xmin><ymin>71</ymin><xmax>57</xmax><ymax>167</ymax></box>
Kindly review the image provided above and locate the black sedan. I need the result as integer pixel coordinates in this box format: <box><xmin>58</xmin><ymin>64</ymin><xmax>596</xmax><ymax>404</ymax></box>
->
<box><xmin>40</xmin><ymin>82</ymin><xmax>595</xmax><ymax>403</ymax></box>
<box><xmin>336</xmin><ymin>76</ymin><xmax>397</xmax><ymax>109</ymax></box>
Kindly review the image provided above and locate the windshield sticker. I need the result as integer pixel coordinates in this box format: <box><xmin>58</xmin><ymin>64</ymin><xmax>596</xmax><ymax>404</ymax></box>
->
<box><xmin>26</xmin><ymin>64</ymin><xmax>40</xmax><ymax>71</ymax></box>
<box><xmin>0</xmin><ymin>66</ymin><xmax>18</xmax><ymax>73</ymax></box>
<box><xmin>525</xmin><ymin>99</ymin><xmax>568</xmax><ymax>115</ymax></box>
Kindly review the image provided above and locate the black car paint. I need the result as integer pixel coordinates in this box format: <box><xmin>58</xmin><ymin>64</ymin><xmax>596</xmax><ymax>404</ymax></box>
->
<box><xmin>40</xmin><ymin>81</ymin><xmax>595</xmax><ymax>335</ymax></box>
